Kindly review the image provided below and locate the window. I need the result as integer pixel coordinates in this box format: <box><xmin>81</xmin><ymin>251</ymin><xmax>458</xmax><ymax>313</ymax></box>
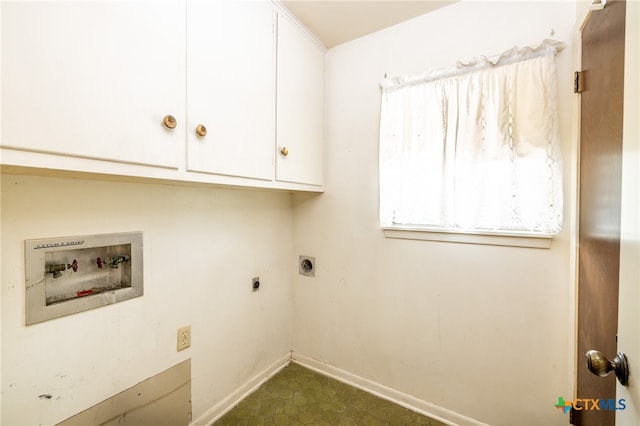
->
<box><xmin>379</xmin><ymin>40</ymin><xmax>564</xmax><ymax>237</ymax></box>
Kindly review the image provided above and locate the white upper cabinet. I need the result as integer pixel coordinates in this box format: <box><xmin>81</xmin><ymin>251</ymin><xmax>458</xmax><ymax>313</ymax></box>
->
<box><xmin>186</xmin><ymin>1</ymin><xmax>276</xmax><ymax>181</ymax></box>
<box><xmin>1</xmin><ymin>1</ymin><xmax>186</xmax><ymax>168</ymax></box>
<box><xmin>1</xmin><ymin>1</ymin><xmax>324</xmax><ymax>191</ymax></box>
<box><xmin>275</xmin><ymin>13</ymin><xmax>325</xmax><ymax>187</ymax></box>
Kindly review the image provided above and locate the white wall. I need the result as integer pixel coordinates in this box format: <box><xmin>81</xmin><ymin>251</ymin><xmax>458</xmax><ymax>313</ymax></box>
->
<box><xmin>0</xmin><ymin>174</ymin><xmax>293</xmax><ymax>425</ymax></box>
<box><xmin>617</xmin><ymin>0</ymin><xmax>640</xmax><ymax>423</ymax></box>
<box><xmin>292</xmin><ymin>2</ymin><xmax>576</xmax><ymax>425</ymax></box>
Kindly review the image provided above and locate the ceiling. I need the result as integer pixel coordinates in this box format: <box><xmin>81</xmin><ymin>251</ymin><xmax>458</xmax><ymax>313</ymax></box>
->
<box><xmin>281</xmin><ymin>0</ymin><xmax>458</xmax><ymax>49</ymax></box>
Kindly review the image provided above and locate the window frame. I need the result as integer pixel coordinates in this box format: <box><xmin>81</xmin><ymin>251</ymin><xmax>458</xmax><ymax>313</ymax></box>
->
<box><xmin>382</xmin><ymin>225</ymin><xmax>553</xmax><ymax>249</ymax></box>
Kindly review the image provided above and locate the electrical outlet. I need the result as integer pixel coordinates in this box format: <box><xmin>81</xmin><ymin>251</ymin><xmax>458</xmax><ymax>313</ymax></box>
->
<box><xmin>299</xmin><ymin>255</ymin><xmax>315</xmax><ymax>277</ymax></box>
<box><xmin>177</xmin><ymin>325</ymin><xmax>191</xmax><ymax>351</ymax></box>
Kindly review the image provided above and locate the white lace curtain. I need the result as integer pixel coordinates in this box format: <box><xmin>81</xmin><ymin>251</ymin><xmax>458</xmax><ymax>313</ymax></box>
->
<box><xmin>379</xmin><ymin>40</ymin><xmax>565</xmax><ymax>234</ymax></box>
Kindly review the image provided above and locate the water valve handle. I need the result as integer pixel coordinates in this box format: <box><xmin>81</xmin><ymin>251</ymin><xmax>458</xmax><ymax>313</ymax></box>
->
<box><xmin>70</xmin><ymin>259</ymin><xmax>78</xmax><ymax>272</ymax></box>
<box><xmin>97</xmin><ymin>257</ymin><xmax>104</xmax><ymax>269</ymax></box>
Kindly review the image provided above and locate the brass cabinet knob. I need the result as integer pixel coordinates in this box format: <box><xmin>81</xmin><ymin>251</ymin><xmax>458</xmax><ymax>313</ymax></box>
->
<box><xmin>280</xmin><ymin>147</ymin><xmax>289</xmax><ymax>156</ymax></box>
<box><xmin>195</xmin><ymin>124</ymin><xmax>207</xmax><ymax>138</ymax></box>
<box><xmin>163</xmin><ymin>114</ymin><xmax>177</xmax><ymax>129</ymax></box>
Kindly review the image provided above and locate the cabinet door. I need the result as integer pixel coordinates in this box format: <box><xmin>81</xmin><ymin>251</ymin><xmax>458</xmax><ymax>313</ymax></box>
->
<box><xmin>1</xmin><ymin>1</ymin><xmax>185</xmax><ymax>168</ymax></box>
<box><xmin>276</xmin><ymin>14</ymin><xmax>324</xmax><ymax>186</ymax></box>
<box><xmin>186</xmin><ymin>0</ymin><xmax>276</xmax><ymax>181</ymax></box>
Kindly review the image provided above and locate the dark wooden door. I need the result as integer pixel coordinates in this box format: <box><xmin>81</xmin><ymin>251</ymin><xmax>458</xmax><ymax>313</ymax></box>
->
<box><xmin>575</xmin><ymin>1</ymin><xmax>626</xmax><ymax>425</ymax></box>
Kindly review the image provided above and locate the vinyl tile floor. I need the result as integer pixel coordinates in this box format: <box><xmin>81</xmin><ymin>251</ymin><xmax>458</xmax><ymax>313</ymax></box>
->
<box><xmin>214</xmin><ymin>362</ymin><xmax>448</xmax><ymax>426</ymax></box>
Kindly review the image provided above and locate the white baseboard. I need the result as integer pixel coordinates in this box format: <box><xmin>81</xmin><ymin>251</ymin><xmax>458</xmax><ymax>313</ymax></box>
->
<box><xmin>190</xmin><ymin>351</ymin><xmax>292</xmax><ymax>426</ymax></box>
<box><xmin>291</xmin><ymin>352</ymin><xmax>488</xmax><ymax>426</ymax></box>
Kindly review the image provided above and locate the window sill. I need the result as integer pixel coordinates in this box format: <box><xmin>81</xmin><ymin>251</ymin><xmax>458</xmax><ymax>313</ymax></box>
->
<box><xmin>382</xmin><ymin>226</ymin><xmax>553</xmax><ymax>249</ymax></box>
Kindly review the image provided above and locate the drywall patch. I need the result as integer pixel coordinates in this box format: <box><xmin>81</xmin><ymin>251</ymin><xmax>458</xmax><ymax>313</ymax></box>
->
<box><xmin>57</xmin><ymin>359</ymin><xmax>191</xmax><ymax>426</ymax></box>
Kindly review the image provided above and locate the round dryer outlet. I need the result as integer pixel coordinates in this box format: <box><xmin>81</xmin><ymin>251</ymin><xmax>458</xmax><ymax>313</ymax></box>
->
<box><xmin>299</xmin><ymin>256</ymin><xmax>315</xmax><ymax>277</ymax></box>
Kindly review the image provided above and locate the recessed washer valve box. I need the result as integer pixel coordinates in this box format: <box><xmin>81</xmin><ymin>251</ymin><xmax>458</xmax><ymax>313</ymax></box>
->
<box><xmin>24</xmin><ymin>232</ymin><xmax>143</xmax><ymax>325</ymax></box>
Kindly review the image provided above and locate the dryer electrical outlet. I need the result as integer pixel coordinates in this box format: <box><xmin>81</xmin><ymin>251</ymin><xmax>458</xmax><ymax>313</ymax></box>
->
<box><xmin>24</xmin><ymin>232</ymin><xmax>143</xmax><ymax>325</ymax></box>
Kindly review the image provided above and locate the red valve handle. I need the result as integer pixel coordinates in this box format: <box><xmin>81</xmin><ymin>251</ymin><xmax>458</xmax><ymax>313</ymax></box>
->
<box><xmin>97</xmin><ymin>257</ymin><xmax>104</xmax><ymax>269</ymax></box>
<box><xmin>70</xmin><ymin>259</ymin><xmax>78</xmax><ymax>272</ymax></box>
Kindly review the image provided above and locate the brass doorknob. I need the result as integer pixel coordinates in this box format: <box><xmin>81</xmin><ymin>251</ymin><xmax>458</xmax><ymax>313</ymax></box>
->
<box><xmin>195</xmin><ymin>124</ymin><xmax>207</xmax><ymax>138</ymax></box>
<box><xmin>280</xmin><ymin>147</ymin><xmax>289</xmax><ymax>156</ymax></box>
<box><xmin>586</xmin><ymin>350</ymin><xmax>629</xmax><ymax>386</ymax></box>
<box><xmin>163</xmin><ymin>114</ymin><xmax>177</xmax><ymax>129</ymax></box>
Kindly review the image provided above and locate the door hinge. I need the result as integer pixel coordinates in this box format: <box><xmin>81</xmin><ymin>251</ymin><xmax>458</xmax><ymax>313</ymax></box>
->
<box><xmin>574</xmin><ymin>71</ymin><xmax>584</xmax><ymax>93</ymax></box>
